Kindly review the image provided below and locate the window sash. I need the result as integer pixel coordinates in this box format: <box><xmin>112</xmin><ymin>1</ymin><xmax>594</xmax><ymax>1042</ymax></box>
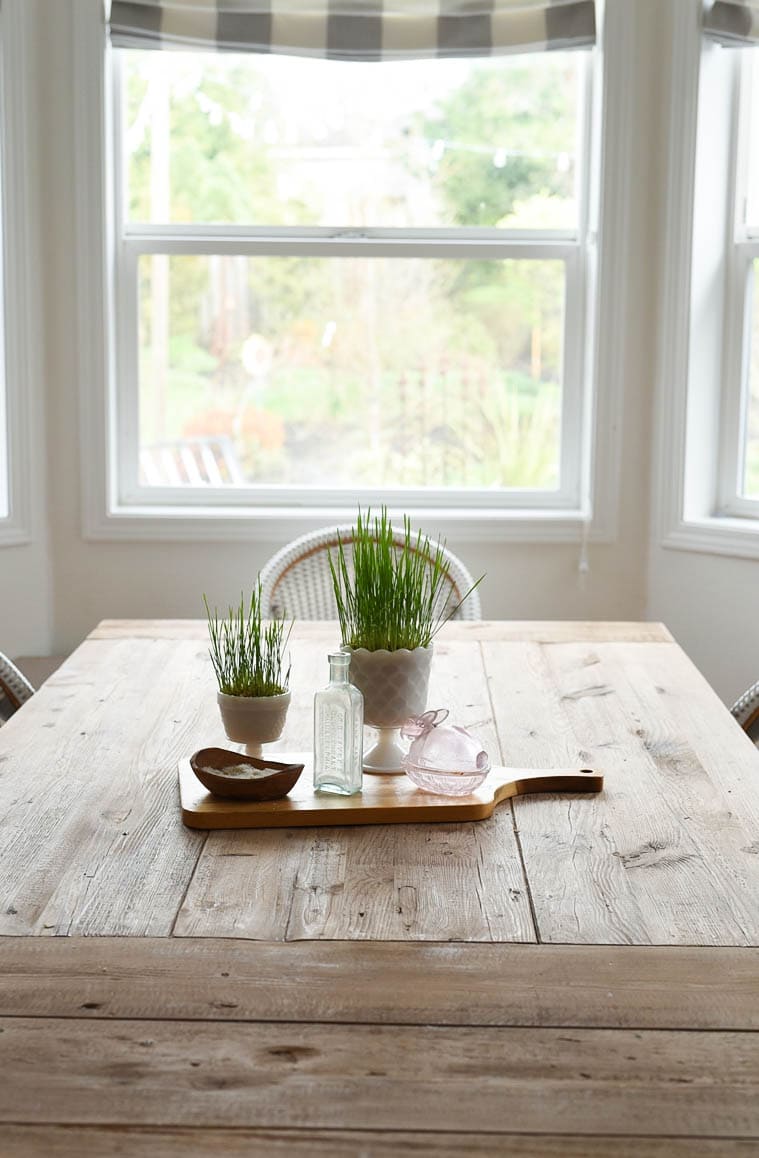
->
<box><xmin>719</xmin><ymin>241</ymin><xmax>759</xmax><ymax>515</ymax></box>
<box><xmin>115</xmin><ymin>235</ymin><xmax>585</xmax><ymax>509</ymax></box>
<box><xmin>718</xmin><ymin>52</ymin><xmax>759</xmax><ymax>517</ymax></box>
<box><xmin>112</xmin><ymin>46</ymin><xmax>594</xmax><ymax>242</ymax></box>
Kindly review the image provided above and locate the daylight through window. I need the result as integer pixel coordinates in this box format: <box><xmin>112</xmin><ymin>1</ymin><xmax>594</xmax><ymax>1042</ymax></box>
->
<box><xmin>115</xmin><ymin>47</ymin><xmax>592</xmax><ymax>508</ymax></box>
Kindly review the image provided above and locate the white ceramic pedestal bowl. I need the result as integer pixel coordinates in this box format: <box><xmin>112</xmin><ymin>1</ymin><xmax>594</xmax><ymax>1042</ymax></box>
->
<box><xmin>216</xmin><ymin>690</ymin><xmax>291</xmax><ymax>757</ymax></box>
<box><xmin>346</xmin><ymin>646</ymin><xmax>432</xmax><ymax>774</ymax></box>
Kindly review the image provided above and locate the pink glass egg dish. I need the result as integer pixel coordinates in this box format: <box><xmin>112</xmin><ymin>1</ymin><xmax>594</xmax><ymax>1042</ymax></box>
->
<box><xmin>401</xmin><ymin>709</ymin><xmax>491</xmax><ymax>796</ymax></box>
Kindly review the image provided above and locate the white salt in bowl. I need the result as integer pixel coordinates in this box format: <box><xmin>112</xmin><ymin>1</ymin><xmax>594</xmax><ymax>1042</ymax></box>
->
<box><xmin>189</xmin><ymin>747</ymin><xmax>304</xmax><ymax>801</ymax></box>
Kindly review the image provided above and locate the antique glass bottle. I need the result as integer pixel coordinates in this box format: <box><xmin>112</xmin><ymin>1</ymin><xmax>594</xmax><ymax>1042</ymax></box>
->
<box><xmin>313</xmin><ymin>652</ymin><xmax>363</xmax><ymax>795</ymax></box>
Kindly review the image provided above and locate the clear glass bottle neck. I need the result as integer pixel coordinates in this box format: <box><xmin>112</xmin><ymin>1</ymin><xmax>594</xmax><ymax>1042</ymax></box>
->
<box><xmin>328</xmin><ymin>655</ymin><xmax>350</xmax><ymax>684</ymax></box>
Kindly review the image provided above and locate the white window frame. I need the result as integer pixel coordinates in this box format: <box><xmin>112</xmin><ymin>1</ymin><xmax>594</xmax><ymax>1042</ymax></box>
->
<box><xmin>718</xmin><ymin>49</ymin><xmax>759</xmax><ymax>520</ymax></box>
<box><xmin>74</xmin><ymin>0</ymin><xmax>633</xmax><ymax>543</ymax></box>
<box><xmin>0</xmin><ymin>0</ymin><xmax>39</xmax><ymax>546</ymax></box>
<box><xmin>113</xmin><ymin>46</ymin><xmax>590</xmax><ymax>515</ymax></box>
<box><xmin>656</xmin><ymin>0</ymin><xmax>759</xmax><ymax>561</ymax></box>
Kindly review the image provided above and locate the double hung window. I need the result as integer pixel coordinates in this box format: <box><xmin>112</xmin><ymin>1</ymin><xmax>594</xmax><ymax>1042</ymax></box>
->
<box><xmin>109</xmin><ymin>0</ymin><xmax>596</xmax><ymax>515</ymax></box>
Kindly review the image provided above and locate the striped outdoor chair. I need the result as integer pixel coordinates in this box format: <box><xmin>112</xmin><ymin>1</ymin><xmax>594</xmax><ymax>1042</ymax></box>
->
<box><xmin>259</xmin><ymin>526</ymin><xmax>482</xmax><ymax>622</ymax></box>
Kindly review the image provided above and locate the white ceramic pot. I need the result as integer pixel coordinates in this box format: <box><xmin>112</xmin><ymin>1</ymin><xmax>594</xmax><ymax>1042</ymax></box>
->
<box><xmin>217</xmin><ymin>690</ymin><xmax>291</xmax><ymax>757</ymax></box>
<box><xmin>347</xmin><ymin>646</ymin><xmax>433</xmax><ymax>726</ymax></box>
<box><xmin>345</xmin><ymin>646</ymin><xmax>432</xmax><ymax>773</ymax></box>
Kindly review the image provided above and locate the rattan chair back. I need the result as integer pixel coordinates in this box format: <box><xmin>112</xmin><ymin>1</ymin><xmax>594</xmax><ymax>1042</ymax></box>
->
<box><xmin>259</xmin><ymin>526</ymin><xmax>482</xmax><ymax>622</ymax></box>
<box><xmin>0</xmin><ymin>653</ymin><xmax>34</xmax><ymax>724</ymax></box>
<box><xmin>731</xmin><ymin>680</ymin><xmax>759</xmax><ymax>746</ymax></box>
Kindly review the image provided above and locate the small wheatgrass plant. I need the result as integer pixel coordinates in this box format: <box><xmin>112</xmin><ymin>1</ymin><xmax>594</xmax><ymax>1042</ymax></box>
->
<box><xmin>204</xmin><ymin>583</ymin><xmax>292</xmax><ymax>697</ymax></box>
<box><xmin>329</xmin><ymin>508</ymin><xmax>483</xmax><ymax>653</ymax></box>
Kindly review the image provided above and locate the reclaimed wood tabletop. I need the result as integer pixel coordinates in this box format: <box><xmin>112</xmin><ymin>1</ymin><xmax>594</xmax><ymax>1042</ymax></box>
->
<box><xmin>1</xmin><ymin>619</ymin><xmax>759</xmax><ymax>1155</ymax></box>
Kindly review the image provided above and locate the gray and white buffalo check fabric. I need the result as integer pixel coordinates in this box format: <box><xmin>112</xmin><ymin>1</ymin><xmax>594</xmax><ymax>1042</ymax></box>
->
<box><xmin>704</xmin><ymin>0</ymin><xmax>759</xmax><ymax>45</ymax></box>
<box><xmin>109</xmin><ymin>0</ymin><xmax>596</xmax><ymax>59</ymax></box>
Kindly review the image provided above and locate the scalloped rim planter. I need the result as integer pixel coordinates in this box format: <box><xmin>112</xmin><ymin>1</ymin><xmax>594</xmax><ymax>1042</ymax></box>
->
<box><xmin>344</xmin><ymin>646</ymin><xmax>432</xmax><ymax>774</ymax></box>
<box><xmin>216</xmin><ymin>690</ymin><xmax>291</xmax><ymax>757</ymax></box>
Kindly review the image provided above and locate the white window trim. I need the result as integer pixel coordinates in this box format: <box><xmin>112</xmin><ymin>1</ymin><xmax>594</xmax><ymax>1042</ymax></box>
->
<box><xmin>116</xmin><ymin>236</ymin><xmax>585</xmax><ymax>516</ymax></box>
<box><xmin>0</xmin><ymin>0</ymin><xmax>41</xmax><ymax>546</ymax></box>
<box><xmin>74</xmin><ymin>0</ymin><xmax>632</xmax><ymax>544</ymax></box>
<box><xmin>655</xmin><ymin>0</ymin><xmax>759</xmax><ymax>562</ymax></box>
<box><xmin>717</xmin><ymin>234</ymin><xmax>759</xmax><ymax>522</ymax></box>
<box><xmin>718</xmin><ymin>50</ymin><xmax>759</xmax><ymax>522</ymax></box>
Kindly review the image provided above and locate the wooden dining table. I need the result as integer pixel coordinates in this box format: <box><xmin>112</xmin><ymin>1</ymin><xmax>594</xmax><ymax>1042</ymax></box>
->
<box><xmin>2</xmin><ymin>618</ymin><xmax>759</xmax><ymax>1156</ymax></box>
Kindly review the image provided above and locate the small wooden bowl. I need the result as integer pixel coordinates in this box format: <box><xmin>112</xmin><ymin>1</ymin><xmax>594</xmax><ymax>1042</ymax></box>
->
<box><xmin>190</xmin><ymin>747</ymin><xmax>304</xmax><ymax>801</ymax></box>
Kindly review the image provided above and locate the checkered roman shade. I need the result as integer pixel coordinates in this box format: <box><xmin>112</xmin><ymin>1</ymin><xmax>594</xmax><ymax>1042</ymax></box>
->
<box><xmin>704</xmin><ymin>0</ymin><xmax>759</xmax><ymax>45</ymax></box>
<box><xmin>109</xmin><ymin>0</ymin><xmax>596</xmax><ymax>60</ymax></box>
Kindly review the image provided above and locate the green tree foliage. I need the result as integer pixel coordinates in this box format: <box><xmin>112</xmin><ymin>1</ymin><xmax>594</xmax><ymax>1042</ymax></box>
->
<box><xmin>423</xmin><ymin>58</ymin><xmax>577</xmax><ymax>227</ymax></box>
<box><xmin>127</xmin><ymin>55</ymin><xmax>301</xmax><ymax>225</ymax></box>
<box><xmin>127</xmin><ymin>50</ymin><xmax>580</xmax><ymax>489</ymax></box>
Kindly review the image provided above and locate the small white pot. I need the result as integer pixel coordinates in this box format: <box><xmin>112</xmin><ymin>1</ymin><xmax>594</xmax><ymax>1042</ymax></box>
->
<box><xmin>217</xmin><ymin>690</ymin><xmax>291</xmax><ymax>756</ymax></box>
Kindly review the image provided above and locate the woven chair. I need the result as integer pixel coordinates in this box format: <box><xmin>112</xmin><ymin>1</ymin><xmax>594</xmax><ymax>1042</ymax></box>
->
<box><xmin>731</xmin><ymin>681</ymin><xmax>759</xmax><ymax>745</ymax></box>
<box><xmin>259</xmin><ymin>526</ymin><xmax>482</xmax><ymax>622</ymax></box>
<box><xmin>0</xmin><ymin>653</ymin><xmax>34</xmax><ymax>724</ymax></box>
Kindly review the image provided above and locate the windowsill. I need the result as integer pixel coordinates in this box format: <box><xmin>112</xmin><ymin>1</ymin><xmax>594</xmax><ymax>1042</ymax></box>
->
<box><xmin>662</xmin><ymin>513</ymin><xmax>759</xmax><ymax>561</ymax></box>
<box><xmin>0</xmin><ymin>516</ymin><xmax>31</xmax><ymax>547</ymax></box>
<box><xmin>85</xmin><ymin>503</ymin><xmax>606</xmax><ymax>544</ymax></box>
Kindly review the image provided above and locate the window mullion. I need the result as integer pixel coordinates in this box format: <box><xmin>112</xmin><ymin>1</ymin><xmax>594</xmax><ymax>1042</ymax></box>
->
<box><xmin>719</xmin><ymin>257</ymin><xmax>759</xmax><ymax>516</ymax></box>
<box><xmin>122</xmin><ymin>222</ymin><xmax>580</xmax><ymax>245</ymax></box>
<box><xmin>116</xmin><ymin>243</ymin><xmax>141</xmax><ymax>506</ymax></box>
<box><xmin>558</xmin><ymin>247</ymin><xmax>584</xmax><ymax>507</ymax></box>
<box><xmin>120</xmin><ymin>233</ymin><xmax>579</xmax><ymax>262</ymax></box>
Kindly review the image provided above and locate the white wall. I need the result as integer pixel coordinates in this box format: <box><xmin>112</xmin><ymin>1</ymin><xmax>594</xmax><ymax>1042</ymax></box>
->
<box><xmin>0</xmin><ymin>541</ymin><xmax>52</xmax><ymax>657</ymax></box>
<box><xmin>647</xmin><ymin>548</ymin><xmax>759</xmax><ymax>705</ymax></box>
<box><xmin>0</xmin><ymin>3</ymin><xmax>52</xmax><ymax>659</ymax></box>
<box><xmin>8</xmin><ymin>0</ymin><xmax>753</xmax><ymax>708</ymax></box>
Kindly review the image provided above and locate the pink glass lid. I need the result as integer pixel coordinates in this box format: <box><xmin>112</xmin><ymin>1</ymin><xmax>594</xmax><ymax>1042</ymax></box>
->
<box><xmin>400</xmin><ymin>709</ymin><xmax>490</xmax><ymax>776</ymax></box>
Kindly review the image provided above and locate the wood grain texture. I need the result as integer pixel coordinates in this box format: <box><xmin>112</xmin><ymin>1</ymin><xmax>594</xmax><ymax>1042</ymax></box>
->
<box><xmin>2</xmin><ymin>939</ymin><xmax>758</xmax><ymax>1030</ymax></box>
<box><xmin>0</xmin><ymin>638</ymin><xmax>215</xmax><ymax>936</ymax></box>
<box><xmin>175</xmin><ymin>639</ymin><xmax>536</xmax><ymax>941</ymax></box>
<box><xmin>5</xmin><ymin>619</ymin><xmax>759</xmax><ymax>945</ymax></box>
<box><xmin>7</xmin><ymin>619</ymin><xmax>759</xmax><ymax>1152</ymax></box>
<box><xmin>179</xmin><ymin>757</ymin><xmax>602</xmax><ymax>829</ymax></box>
<box><xmin>5</xmin><ymin>1128</ymin><xmax>756</xmax><ymax>1158</ymax></box>
<box><xmin>486</xmin><ymin>639</ymin><xmax>759</xmax><ymax>946</ymax></box>
<box><xmin>89</xmin><ymin>619</ymin><xmax>674</xmax><ymax>643</ymax></box>
<box><xmin>174</xmin><ymin>821</ymin><xmax>535</xmax><ymax>942</ymax></box>
<box><xmin>1</xmin><ymin>1017</ymin><xmax>758</xmax><ymax>1138</ymax></box>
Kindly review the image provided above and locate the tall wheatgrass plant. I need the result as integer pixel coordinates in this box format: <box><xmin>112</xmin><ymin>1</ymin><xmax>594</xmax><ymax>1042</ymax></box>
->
<box><xmin>329</xmin><ymin>509</ymin><xmax>482</xmax><ymax>652</ymax></box>
<box><xmin>204</xmin><ymin>583</ymin><xmax>292</xmax><ymax>697</ymax></box>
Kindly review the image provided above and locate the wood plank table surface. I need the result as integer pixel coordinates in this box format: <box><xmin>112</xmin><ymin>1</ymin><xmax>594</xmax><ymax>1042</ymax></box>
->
<box><xmin>2</xmin><ymin>619</ymin><xmax>759</xmax><ymax>1156</ymax></box>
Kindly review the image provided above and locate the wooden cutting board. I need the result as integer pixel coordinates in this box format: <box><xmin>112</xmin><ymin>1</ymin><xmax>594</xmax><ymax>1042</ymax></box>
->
<box><xmin>178</xmin><ymin>756</ymin><xmax>603</xmax><ymax>830</ymax></box>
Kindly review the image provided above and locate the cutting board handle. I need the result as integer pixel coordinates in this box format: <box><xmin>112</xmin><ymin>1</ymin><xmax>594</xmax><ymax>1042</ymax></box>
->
<box><xmin>492</xmin><ymin>766</ymin><xmax>603</xmax><ymax>802</ymax></box>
